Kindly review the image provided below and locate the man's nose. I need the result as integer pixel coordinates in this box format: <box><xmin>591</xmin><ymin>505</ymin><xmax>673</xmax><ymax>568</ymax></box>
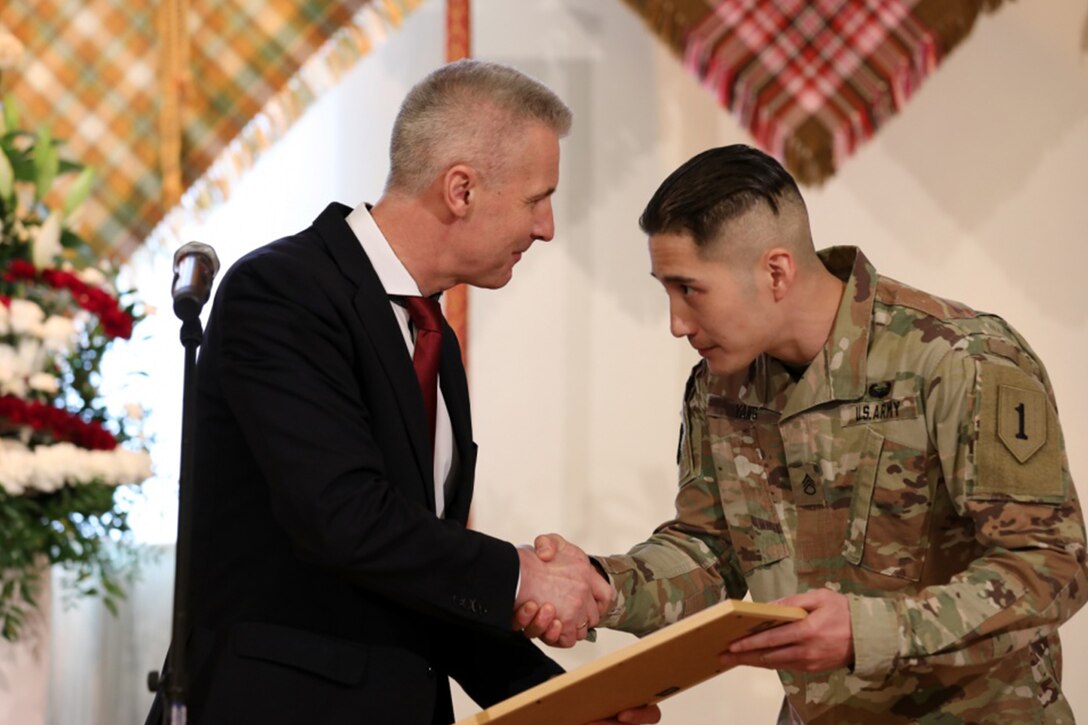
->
<box><xmin>670</xmin><ymin>305</ymin><xmax>695</xmax><ymax>339</ymax></box>
<box><xmin>532</xmin><ymin>203</ymin><xmax>555</xmax><ymax>242</ymax></box>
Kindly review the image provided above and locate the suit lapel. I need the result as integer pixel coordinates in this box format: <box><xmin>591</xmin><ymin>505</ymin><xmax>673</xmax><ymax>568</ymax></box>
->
<box><xmin>439</xmin><ymin>322</ymin><xmax>475</xmax><ymax>522</ymax></box>
<box><xmin>313</xmin><ymin>203</ymin><xmax>435</xmax><ymax>510</ymax></box>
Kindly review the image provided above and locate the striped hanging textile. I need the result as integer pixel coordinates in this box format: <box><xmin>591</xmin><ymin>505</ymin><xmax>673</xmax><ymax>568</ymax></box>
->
<box><xmin>617</xmin><ymin>0</ymin><xmax>1011</xmax><ymax>184</ymax></box>
<box><xmin>0</xmin><ymin>0</ymin><xmax>420</xmax><ymax>258</ymax></box>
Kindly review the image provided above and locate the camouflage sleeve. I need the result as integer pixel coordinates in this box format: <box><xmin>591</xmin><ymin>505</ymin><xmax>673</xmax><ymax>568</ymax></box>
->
<box><xmin>596</xmin><ymin>368</ymin><xmax>747</xmax><ymax>637</ymax></box>
<box><xmin>849</xmin><ymin>348</ymin><xmax>1088</xmax><ymax>678</ymax></box>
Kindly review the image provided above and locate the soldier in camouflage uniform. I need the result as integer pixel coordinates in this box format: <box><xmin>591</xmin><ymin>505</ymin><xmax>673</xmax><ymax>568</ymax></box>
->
<box><xmin>522</xmin><ymin>145</ymin><xmax>1088</xmax><ymax>723</ymax></box>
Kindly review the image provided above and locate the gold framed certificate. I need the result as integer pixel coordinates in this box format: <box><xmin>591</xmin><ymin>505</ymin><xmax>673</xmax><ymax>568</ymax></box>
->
<box><xmin>456</xmin><ymin>599</ymin><xmax>805</xmax><ymax>725</ymax></box>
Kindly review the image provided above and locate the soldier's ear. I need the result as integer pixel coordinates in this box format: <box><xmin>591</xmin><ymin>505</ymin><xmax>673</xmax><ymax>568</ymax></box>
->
<box><xmin>765</xmin><ymin>248</ymin><xmax>795</xmax><ymax>302</ymax></box>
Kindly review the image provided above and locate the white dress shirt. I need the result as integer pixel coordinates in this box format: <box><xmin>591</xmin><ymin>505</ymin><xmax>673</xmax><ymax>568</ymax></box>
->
<box><xmin>346</xmin><ymin>203</ymin><xmax>454</xmax><ymax>518</ymax></box>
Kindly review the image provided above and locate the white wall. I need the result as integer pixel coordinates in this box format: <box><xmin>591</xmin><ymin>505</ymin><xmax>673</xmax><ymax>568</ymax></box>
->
<box><xmin>104</xmin><ymin>0</ymin><xmax>1088</xmax><ymax>722</ymax></box>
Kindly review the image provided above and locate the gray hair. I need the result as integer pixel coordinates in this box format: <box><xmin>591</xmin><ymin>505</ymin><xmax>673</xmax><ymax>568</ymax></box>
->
<box><xmin>386</xmin><ymin>59</ymin><xmax>572</xmax><ymax>194</ymax></box>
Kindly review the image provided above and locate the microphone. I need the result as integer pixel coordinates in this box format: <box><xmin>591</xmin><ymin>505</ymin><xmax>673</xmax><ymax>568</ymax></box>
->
<box><xmin>172</xmin><ymin>242</ymin><xmax>221</xmax><ymax>321</ymax></box>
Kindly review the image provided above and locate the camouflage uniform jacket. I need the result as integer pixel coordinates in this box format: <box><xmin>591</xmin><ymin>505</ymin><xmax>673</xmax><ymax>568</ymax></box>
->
<box><xmin>598</xmin><ymin>247</ymin><xmax>1088</xmax><ymax>724</ymax></box>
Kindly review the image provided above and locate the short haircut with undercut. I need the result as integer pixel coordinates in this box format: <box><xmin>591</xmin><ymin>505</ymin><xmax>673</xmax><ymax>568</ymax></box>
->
<box><xmin>639</xmin><ymin>144</ymin><xmax>805</xmax><ymax>248</ymax></box>
<box><xmin>386</xmin><ymin>59</ymin><xmax>572</xmax><ymax>194</ymax></box>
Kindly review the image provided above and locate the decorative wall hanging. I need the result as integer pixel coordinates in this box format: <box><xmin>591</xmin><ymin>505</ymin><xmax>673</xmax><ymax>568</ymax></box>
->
<box><xmin>0</xmin><ymin>0</ymin><xmax>420</xmax><ymax>258</ymax></box>
<box><xmin>618</xmin><ymin>0</ymin><xmax>1011</xmax><ymax>184</ymax></box>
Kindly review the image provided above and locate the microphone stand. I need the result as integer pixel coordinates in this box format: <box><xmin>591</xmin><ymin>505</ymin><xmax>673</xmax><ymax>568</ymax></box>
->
<box><xmin>148</xmin><ymin>244</ymin><xmax>219</xmax><ymax>725</ymax></box>
<box><xmin>164</xmin><ymin>312</ymin><xmax>203</xmax><ymax>725</ymax></box>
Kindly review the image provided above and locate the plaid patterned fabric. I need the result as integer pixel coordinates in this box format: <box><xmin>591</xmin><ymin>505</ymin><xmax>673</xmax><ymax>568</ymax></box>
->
<box><xmin>0</xmin><ymin>0</ymin><xmax>417</xmax><ymax>256</ymax></box>
<box><xmin>618</xmin><ymin>0</ymin><xmax>1009</xmax><ymax>184</ymax></box>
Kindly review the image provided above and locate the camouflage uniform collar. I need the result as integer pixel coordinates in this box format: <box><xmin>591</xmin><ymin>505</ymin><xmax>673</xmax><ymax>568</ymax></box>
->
<box><xmin>781</xmin><ymin>246</ymin><xmax>876</xmax><ymax>418</ymax></box>
<box><xmin>733</xmin><ymin>247</ymin><xmax>877</xmax><ymax>419</ymax></box>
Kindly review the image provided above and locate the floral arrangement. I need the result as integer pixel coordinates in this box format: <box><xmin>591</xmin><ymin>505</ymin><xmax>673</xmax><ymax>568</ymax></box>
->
<box><xmin>0</xmin><ymin>28</ymin><xmax>151</xmax><ymax>641</ymax></box>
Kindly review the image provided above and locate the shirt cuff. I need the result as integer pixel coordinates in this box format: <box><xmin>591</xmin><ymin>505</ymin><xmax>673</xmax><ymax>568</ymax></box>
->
<box><xmin>847</xmin><ymin>593</ymin><xmax>900</xmax><ymax>681</ymax></box>
<box><xmin>514</xmin><ymin>543</ymin><xmax>535</xmax><ymax>600</ymax></box>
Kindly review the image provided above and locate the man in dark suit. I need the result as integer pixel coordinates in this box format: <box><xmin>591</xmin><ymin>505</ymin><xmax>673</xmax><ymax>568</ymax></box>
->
<box><xmin>146</xmin><ymin>60</ymin><xmax>659</xmax><ymax>724</ymax></box>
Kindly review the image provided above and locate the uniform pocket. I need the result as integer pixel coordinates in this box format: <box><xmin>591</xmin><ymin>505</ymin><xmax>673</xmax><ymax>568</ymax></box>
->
<box><xmin>843</xmin><ymin>426</ymin><xmax>932</xmax><ymax>581</ymax></box>
<box><xmin>709</xmin><ymin>425</ymin><xmax>790</xmax><ymax>573</ymax></box>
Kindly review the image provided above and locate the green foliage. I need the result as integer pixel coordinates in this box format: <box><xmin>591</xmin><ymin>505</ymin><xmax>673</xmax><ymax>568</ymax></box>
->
<box><xmin>0</xmin><ymin>484</ymin><xmax>142</xmax><ymax>641</ymax></box>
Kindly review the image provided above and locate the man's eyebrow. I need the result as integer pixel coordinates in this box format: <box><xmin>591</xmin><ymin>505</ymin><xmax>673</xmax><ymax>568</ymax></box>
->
<box><xmin>528</xmin><ymin>187</ymin><xmax>556</xmax><ymax>202</ymax></box>
<box><xmin>652</xmin><ymin>273</ymin><xmax>697</xmax><ymax>285</ymax></box>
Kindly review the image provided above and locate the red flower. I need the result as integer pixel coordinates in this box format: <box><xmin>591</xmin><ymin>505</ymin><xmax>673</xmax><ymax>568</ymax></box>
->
<box><xmin>2</xmin><ymin>262</ymin><xmax>135</xmax><ymax>340</ymax></box>
<box><xmin>0</xmin><ymin>395</ymin><xmax>118</xmax><ymax>450</ymax></box>
<box><xmin>5</xmin><ymin>259</ymin><xmax>38</xmax><ymax>281</ymax></box>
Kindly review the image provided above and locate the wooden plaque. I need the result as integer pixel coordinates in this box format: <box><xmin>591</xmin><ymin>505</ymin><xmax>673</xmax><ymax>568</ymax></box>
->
<box><xmin>455</xmin><ymin>599</ymin><xmax>805</xmax><ymax>725</ymax></box>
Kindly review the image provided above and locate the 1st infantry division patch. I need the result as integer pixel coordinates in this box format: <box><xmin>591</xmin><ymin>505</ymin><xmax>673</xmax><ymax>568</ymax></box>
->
<box><xmin>975</xmin><ymin>362</ymin><xmax>1062</xmax><ymax>500</ymax></box>
<box><xmin>997</xmin><ymin>382</ymin><xmax>1046</xmax><ymax>463</ymax></box>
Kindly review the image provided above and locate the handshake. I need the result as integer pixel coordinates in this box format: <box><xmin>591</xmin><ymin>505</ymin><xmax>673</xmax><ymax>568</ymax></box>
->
<box><xmin>510</xmin><ymin>535</ymin><xmax>662</xmax><ymax>725</ymax></box>
<box><xmin>512</xmin><ymin>533</ymin><xmax>610</xmax><ymax>648</ymax></box>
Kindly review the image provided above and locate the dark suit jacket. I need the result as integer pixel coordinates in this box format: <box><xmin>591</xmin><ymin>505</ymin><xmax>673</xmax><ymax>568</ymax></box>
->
<box><xmin>147</xmin><ymin>203</ymin><xmax>560</xmax><ymax>725</ymax></box>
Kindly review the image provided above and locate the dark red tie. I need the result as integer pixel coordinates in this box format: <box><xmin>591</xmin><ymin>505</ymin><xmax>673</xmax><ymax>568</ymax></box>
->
<box><xmin>403</xmin><ymin>296</ymin><xmax>443</xmax><ymax>455</ymax></box>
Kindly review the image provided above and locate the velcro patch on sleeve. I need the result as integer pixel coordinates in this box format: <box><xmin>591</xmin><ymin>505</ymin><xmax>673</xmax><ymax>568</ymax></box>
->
<box><xmin>677</xmin><ymin>416</ymin><xmax>694</xmax><ymax>481</ymax></box>
<box><xmin>997</xmin><ymin>383</ymin><xmax>1046</xmax><ymax>462</ymax></box>
<box><xmin>974</xmin><ymin>362</ymin><xmax>1063</xmax><ymax>499</ymax></box>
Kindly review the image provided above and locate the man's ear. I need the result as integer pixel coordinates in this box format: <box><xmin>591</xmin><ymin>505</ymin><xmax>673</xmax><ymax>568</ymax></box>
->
<box><xmin>765</xmin><ymin>247</ymin><xmax>796</xmax><ymax>302</ymax></box>
<box><xmin>443</xmin><ymin>164</ymin><xmax>476</xmax><ymax>218</ymax></box>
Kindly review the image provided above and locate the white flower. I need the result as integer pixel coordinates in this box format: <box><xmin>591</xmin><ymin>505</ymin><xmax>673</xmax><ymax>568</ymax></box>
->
<box><xmin>40</xmin><ymin>315</ymin><xmax>77</xmax><ymax>352</ymax></box>
<box><xmin>111</xmin><ymin>449</ymin><xmax>153</xmax><ymax>485</ymax></box>
<box><xmin>32</xmin><ymin>211</ymin><xmax>63</xmax><ymax>269</ymax></box>
<box><xmin>0</xmin><ymin>346</ymin><xmax>15</xmax><ymax>384</ymax></box>
<box><xmin>76</xmin><ymin>267</ymin><xmax>108</xmax><ymax>288</ymax></box>
<box><xmin>0</xmin><ymin>440</ymin><xmax>32</xmax><ymax>495</ymax></box>
<box><xmin>124</xmin><ymin>402</ymin><xmax>145</xmax><ymax>421</ymax></box>
<box><xmin>30</xmin><ymin>444</ymin><xmax>70</xmax><ymax>493</ymax></box>
<box><xmin>28</xmin><ymin>372</ymin><xmax>59</xmax><ymax>394</ymax></box>
<box><xmin>0</xmin><ymin>475</ymin><xmax>26</xmax><ymax>496</ymax></box>
<box><xmin>0</xmin><ymin>441</ymin><xmax>152</xmax><ymax>494</ymax></box>
<box><xmin>0</xmin><ymin>28</ymin><xmax>24</xmax><ymax>71</ymax></box>
<box><xmin>0</xmin><ymin>345</ymin><xmax>25</xmax><ymax>396</ymax></box>
<box><xmin>8</xmin><ymin>298</ymin><xmax>45</xmax><ymax>335</ymax></box>
<box><xmin>0</xmin><ymin>303</ymin><xmax>9</xmax><ymax>335</ymax></box>
<box><xmin>16</xmin><ymin>337</ymin><xmax>45</xmax><ymax>375</ymax></box>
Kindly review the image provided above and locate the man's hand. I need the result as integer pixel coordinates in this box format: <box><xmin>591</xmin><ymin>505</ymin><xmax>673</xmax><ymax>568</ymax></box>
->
<box><xmin>513</xmin><ymin>534</ymin><xmax>613</xmax><ymax>647</ymax></box>
<box><xmin>586</xmin><ymin>703</ymin><xmax>662</xmax><ymax>724</ymax></box>
<box><xmin>718</xmin><ymin>589</ymin><xmax>853</xmax><ymax>672</ymax></box>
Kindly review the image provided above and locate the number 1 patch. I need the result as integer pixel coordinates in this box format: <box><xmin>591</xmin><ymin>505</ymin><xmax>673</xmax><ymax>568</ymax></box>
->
<box><xmin>997</xmin><ymin>383</ymin><xmax>1046</xmax><ymax>462</ymax></box>
<box><xmin>975</xmin><ymin>362</ymin><xmax>1063</xmax><ymax>499</ymax></box>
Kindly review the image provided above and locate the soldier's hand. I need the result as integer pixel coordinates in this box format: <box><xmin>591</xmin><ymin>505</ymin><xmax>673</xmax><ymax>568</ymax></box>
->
<box><xmin>718</xmin><ymin>589</ymin><xmax>854</xmax><ymax>673</ymax></box>
<box><xmin>585</xmin><ymin>703</ymin><xmax>662</xmax><ymax>724</ymax></box>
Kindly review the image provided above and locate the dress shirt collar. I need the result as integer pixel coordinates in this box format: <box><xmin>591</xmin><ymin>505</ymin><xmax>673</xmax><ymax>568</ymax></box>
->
<box><xmin>346</xmin><ymin>202</ymin><xmax>424</xmax><ymax>298</ymax></box>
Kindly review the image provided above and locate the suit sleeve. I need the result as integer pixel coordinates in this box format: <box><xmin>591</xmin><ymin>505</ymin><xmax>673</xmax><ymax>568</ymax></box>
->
<box><xmin>434</xmin><ymin>624</ymin><xmax>563</xmax><ymax>707</ymax></box>
<box><xmin>209</xmin><ymin>249</ymin><xmax>518</xmax><ymax>632</ymax></box>
<box><xmin>849</xmin><ymin>348</ymin><xmax>1088</xmax><ymax>678</ymax></box>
